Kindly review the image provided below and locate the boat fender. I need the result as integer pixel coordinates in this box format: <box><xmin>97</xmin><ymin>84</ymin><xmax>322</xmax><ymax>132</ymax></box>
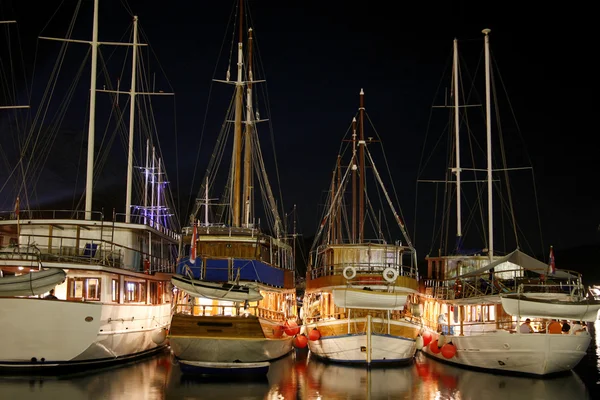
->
<box><xmin>438</xmin><ymin>334</ymin><xmax>446</xmax><ymax>347</ymax></box>
<box><xmin>308</xmin><ymin>328</ymin><xmax>321</xmax><ymax>341</ymax></box>
<box><xmin>343</xmin><ymin>266</ymin><xmax>357</xmax><ymax>280</ymax></box>
<box><xmin>151</xmin><ymin>328</ymin><xmax>168</xmax><ymax>345</ymax></box>
<box><xmin>293</xmin><ymin>334</ymin><xmax>308</xmax><ymax>349</ymax></box>
<box><xmin>416</xmin><ymin>335</ymin><xmax>424</xmax><ymax>350</ymax></box>
<box><xmin>422</xmin><ymin>331</ymin><xmax>433</xmax><ymax>346</ymax></box>
<box><xmin>441</xmin><ymin>342</ymin><xmax>457</xmax><ymax>359</ymax></box>
<box><xmin>382</xmin><ymin>267</ymin><xmax>398</xmax><ymax>283</ymax></box>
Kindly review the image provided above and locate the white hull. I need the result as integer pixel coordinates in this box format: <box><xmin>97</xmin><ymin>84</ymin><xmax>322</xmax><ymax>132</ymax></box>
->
<box><xmin>309</xmin><ymin>333</ymin><xmax>415</xmax><ymax>364</ymax></box>
<box><xmin>305</xmin><ymin>319</ymin><xmax>418</xmax><ymax>364</ymax></box>
<box><xmin>420</xmin><ymin>331</ymin><xmax>591</xmax><ymax>375</ymax></box>
<box><xmin>170</xmin><ymin>335</ymin><xmax>293</xmax><ymax>363</ymax></box>
<box><xmin>0</xmin><ymin>268</ymin><xmax>66</xmax><ymax>296</ymax></box>
<box><xmin>332</xmin><ymin>288</ymin><xmax>409</xmax><ymax>310</ymax></box>
<box><xmin>501</xmin><ymin>295</ymin><xmax>600</xmax><ymax>322</ymax></box>
<box><xmin>0</xmin><ymin>298</ymin><xmax>170</xmax><ymax>369</ymax></box>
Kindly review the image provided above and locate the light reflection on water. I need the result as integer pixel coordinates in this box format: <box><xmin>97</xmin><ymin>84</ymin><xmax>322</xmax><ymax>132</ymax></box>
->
<box><xmin>0</xmin><ymin>336</ymin><xmax>596</xmax><ymax>400</ymax></box>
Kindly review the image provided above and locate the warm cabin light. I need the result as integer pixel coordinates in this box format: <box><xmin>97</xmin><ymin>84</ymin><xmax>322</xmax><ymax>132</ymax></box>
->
<box><xmin>18</xmin><ymin>267</ymin><xmax>24</xmax><ymax>270</ymax></box>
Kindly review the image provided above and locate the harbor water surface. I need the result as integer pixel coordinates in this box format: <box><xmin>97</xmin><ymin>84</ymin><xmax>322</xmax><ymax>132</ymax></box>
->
<box><xmin>2</xmin><ymin>322</ymin><xmax>598</xmax><ymax>399</ymax></box>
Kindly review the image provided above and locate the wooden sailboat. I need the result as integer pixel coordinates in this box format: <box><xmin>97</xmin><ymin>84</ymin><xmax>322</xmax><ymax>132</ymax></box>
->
<box><xmin>302</xmin><ymin>89</ymin><xmax>422</xmax><ymax>365</ymax></box>
<box><xmin>416</xmin><ymin>30</ymin><xmax>592</xmax><ymax>376</ymax></box>
<box><xmin>168</xmin><ymin>0</ymin><xmax>297</xmax><ymax>375</ymax></box>
<box><xmin>0</xmin><ymin>2</ymin><xmax>180</xmax><ymax>372</ymax></box>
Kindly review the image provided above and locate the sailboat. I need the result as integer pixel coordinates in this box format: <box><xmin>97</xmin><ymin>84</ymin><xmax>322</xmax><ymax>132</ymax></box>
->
<box><xmin>0</xmin><ymin>1</ymin><xmax>180</xmax><ymax>372</ymax></box>
<box><xmin>302</xmin><ymin>89</ymin><xmax>422</xmax><ymax>365</ymax></box>
<box><xmin>415</xmin><ymin>29</ymin><xmax>592</xmax><ymax>376</ymax></box>
<box><xmin>168</xmin><ymin>0</ymin><xmax>297</xmax><ymax>375</ymax></box>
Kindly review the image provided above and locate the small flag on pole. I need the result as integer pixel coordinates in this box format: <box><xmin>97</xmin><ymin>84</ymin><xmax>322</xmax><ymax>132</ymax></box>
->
<box><xmin>548</xmin><ymin>246</ymin><xmax>556</xmax><ymax>275</ymax></box>
<box><xmin>14</xmin><ymin>196</ymin><xmax>20</xmax><ymax>218</ymax></box>
<box><xmin>189</xmin><ymin>221</ymin><xmax>197</xmax><ymax>264</ymax></box>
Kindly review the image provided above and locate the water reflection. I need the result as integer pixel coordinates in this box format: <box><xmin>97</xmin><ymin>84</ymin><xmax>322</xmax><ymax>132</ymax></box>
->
<box><xmin>0</xmin><ymin>346</ymin><xmax>593</xmax><ymax>399</ymax></box>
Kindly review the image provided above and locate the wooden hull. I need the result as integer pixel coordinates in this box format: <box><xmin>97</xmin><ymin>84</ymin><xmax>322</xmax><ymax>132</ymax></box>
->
<box><xmin>501</xmin><ymin>294</ymin><xmax>600</xmax><ymax>322</ymax></box>
<box><xmin>168</xmin><ymin>314</ymin><xmax>293</xmax><ymax>363</ymax></box>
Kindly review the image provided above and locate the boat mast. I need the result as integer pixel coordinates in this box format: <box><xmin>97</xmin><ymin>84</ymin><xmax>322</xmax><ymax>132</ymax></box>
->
<box><xmin>243</xmin><ymin>27</ymin><xmax>254</xmax><ymax>228</ymax></box>
<box><xmin>124</xmin><ymin>16</ymin><xmax>139</xmax><ymax>223</ymax></box>
<box><xmin>84</xmin><ymin>0</ymin><xmax>100</xmax><ymax>220</ymax></box>
<box><xmin>351</xmin><ymin>117</ymin><xmax>357</xmax><ymax>244</ymax></box>
<box><xmin>358</xmin><ymin>89</ymin><xmax>365</xmax><ymax>242</ymax></box>
<box><xmin>232</xmin><ymin>0</ymin><xmax>244</xmax><ymax>227</ymax></box>
<box><xmin>483</xmin><ymin>28</ymin><xmax>493</xmax><ymax>261</ymax></box>
<box><xmin>452</xmin><ymin>38</ymin><xmax>462</xmax><ymax>241</ymax></box>
<box><xmin>336</xmin><ymin>155</ymin><xmax>342</xmax><ymax>243</ymax></box>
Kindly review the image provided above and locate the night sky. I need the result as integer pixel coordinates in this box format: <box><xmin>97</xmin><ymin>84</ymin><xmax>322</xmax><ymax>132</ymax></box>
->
<box><xmin>0</xmin><ymin>1</ymin><xmax>594</xmax><ymax>278</ymax></box>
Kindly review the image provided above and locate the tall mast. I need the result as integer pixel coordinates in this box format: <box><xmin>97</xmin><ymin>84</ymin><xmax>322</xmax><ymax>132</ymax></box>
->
<box><xmin>124</xmin><ymin>16</ymin><xmax>139</xmax><ymax>223</ymax></box>
<box><xmin>358</xmin><ymin>89</ymin><xmax>365</xmax><ymax>242</ymax></box>
<box><xmin>329</xmin><ymin>170</ymin><xmax>336</xmax><ymax>244</ymax></box>
<box><xmin>84</xmin><ymin>0</ymin><xmax>100</xmax><ymax>220</ymax></box>
<box><xmin>452</xmin><ymin>38</ymin><xmax>462</xmax><ymax>240</ymax></box>
<box><xmin>351</xmin><ymin>117</ymin><xmax>357</xmax><ymax>244</ymax></box>
<box><xmin>232</xmin><ymin>0</ymin><xmax>244</xmax><ymax>227</ymax></box>
<box><xmin>243</xmin><ymin>27</ymin><xmax>254</xmax><ymax>228</ymax></box>
<box><xmin>336</xmin><ymin>155</ymin><xmax>342</xmax><ymax>244</ymax></box>
<box><xmin>483</xmin><ymin>28</ymin><xmax>493</xmax><ymax>261</ymax></box>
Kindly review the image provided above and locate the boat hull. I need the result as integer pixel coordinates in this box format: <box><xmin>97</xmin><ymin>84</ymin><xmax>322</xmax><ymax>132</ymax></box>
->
<box><xmin>305</xmin><ymin>319</ymin><xmax>419</xmax><ymax>365</ymax></box>
<box><xmin>420</xmin><ymin>331</ymin><xmax>592</xmax><ymax>376</ymax></box>
<box><xmin>501</xmin><ymin>295</ymin><xmax>600</xmax><ymax>322</ymax></box>
<box><xmin>170</xmin><ymin>335</ymin><xmax>292</xmax><ymax>364</ymax></box>
<box><xmin>0</xmin><ymin>298</ymin><xmax>171</xmax><ymax>371</ymax></box>
<box><xmin>168</xmin><ymin>314</ymin><xmax>293</xmax><ymax>364</ymax></box>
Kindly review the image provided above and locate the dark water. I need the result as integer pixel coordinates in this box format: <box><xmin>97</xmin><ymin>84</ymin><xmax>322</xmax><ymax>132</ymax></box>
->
<box><xmin>1</xmin><ymin>322</ymin><xmax>598</xmax><ymax>399</ymax></box>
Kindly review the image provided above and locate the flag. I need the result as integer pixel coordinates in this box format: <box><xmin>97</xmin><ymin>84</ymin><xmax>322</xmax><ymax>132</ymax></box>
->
<box><xmin>14</xmin><ymin>196</ymin><xmax>20</xmax><ymax>218</ymax></box>
<box><xmin>548</xmin><ymin>246</ymin><xmax>556</xmax><ymax>275</ymax></box>
<box><xmin>189</xmin><ymin>221</ymin><xmax>197</xmax><ymax>264</ymax></box>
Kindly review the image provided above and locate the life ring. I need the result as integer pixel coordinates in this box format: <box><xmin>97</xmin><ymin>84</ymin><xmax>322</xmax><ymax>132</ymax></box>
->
<box><xmin>453</xmin><ymin>279</ymin><xmax>462</xmax><ymax>298</ymax></box>
<box><xmin>382</xmin><ymin>267</ymin><xmax>399</xmax><ymax>283</ymax></box>
<box><xmin>343</xmin><ymin>266</ymin><xmax>357</xmax><ymax>280</ymax></box>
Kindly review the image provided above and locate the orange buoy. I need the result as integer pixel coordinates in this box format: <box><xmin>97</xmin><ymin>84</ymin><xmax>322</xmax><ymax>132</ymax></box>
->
<box><xmin>441</xmin><ymin>342</ymin><xmax>457</xmax><ymax>359</ymax></box>
<box><xmin>422</xmin><ymin>331</ymin><xmax>433</xmax><ymax>346</ymax></box>
<box><xmin>293</xmin><ymin>334</ymin><xmax>308</xmax><ymax>349</ymax></box>
<box><xmin>308</xmin><ymin>328</ymin><xmax>321</xmax><ymax>341</ymax></box>
<box><xmin>284</xmin><ymin>320</ymin><xmax>300</xmax><ymax>336</ymax></box>
<box><xmin>273</xmin><ymin>325</ymin><xmax>284</xmax><ymax>338</ymax></box>
<box><xmin>429</xmin><ymin>340</ymin><xmax>441</xmax><ymax>354</ymax></box>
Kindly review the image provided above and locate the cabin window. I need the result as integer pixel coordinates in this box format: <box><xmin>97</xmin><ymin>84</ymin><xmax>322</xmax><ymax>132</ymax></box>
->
<box><xmin>67</xmin><ymin>277</ymin><xmax>101</xmax><ymax>301</ymax></box>
<box><xmin>111</xmin><ymin>279</ymin><xmax>120</xmax><ymax>302</ymax></box>
<box><xmin>149</xmin><ymin>281</ymin><xmax>165</xmax><ymax>304</ymax></box>
<box><xmin>124</xmin><ymin>280</ymin><xmax>146</xmax><ymax>303</ymax></box>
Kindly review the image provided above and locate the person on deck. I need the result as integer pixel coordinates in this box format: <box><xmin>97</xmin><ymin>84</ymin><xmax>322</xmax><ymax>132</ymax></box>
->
<box><xmin>548</xmin><ymin>319</ymin><xmax>561</xmax><ymax>334</ymax></box>
<box><xmin>519</xmin><ymin>318</ymin><xmax>534</xmax><ymax>333</ymax></box>
<box><xmin>561</xmin><ymin>320</ymin><xmax>571</xmax><ymax>334</ymax></box>
<box><xmin>44</xmin><ymin>289</ymin><xmax>58</xmax><ymax>300</ymax></box>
